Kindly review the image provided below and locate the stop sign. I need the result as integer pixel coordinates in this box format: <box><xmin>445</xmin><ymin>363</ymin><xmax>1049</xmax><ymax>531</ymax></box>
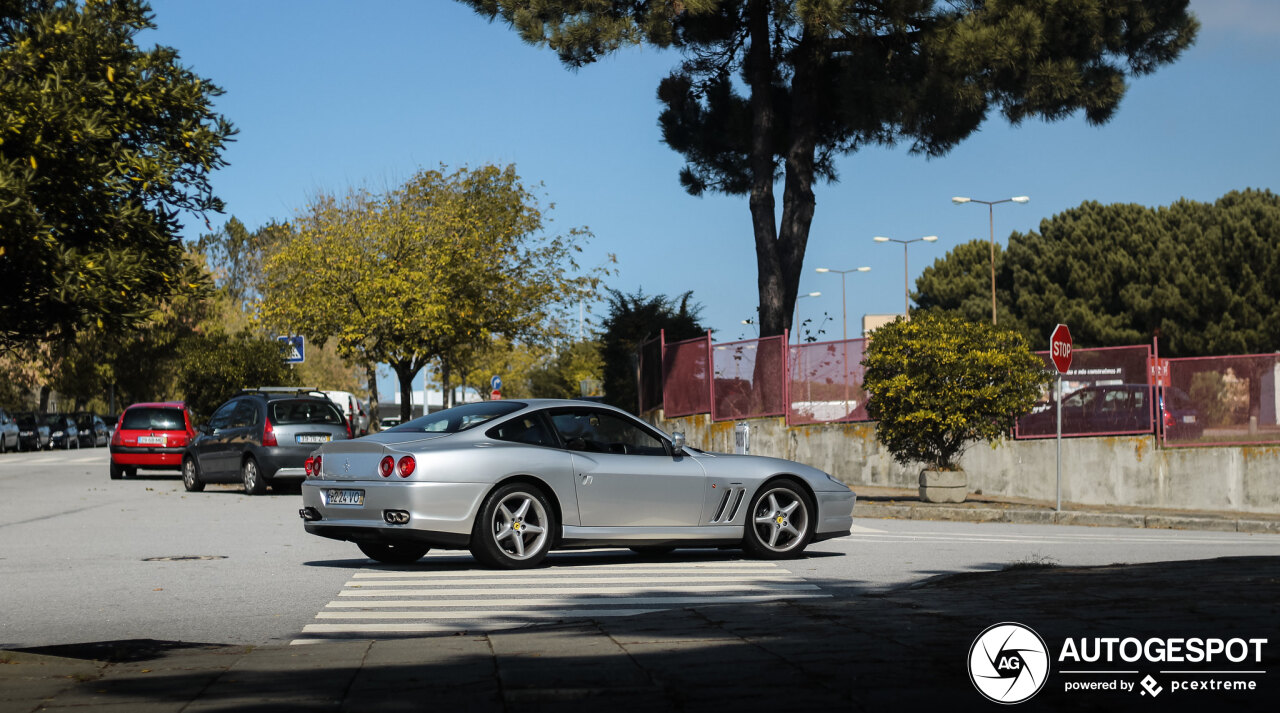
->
<box><xmin>1050</xmin><ymin>324</ymin><xmax>1073</xmax><ymax>374</ymax></box>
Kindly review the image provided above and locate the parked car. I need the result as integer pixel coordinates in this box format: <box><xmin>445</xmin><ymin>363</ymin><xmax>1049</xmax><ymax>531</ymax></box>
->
<box><xmin>14</xmin><ymin>412</ymin><xmax>52</xmax><ymax>451</ymax></box>
<box><xmin>1159</xmin><ymin>386</ymin><xmax>1204</xmax><ymax>440</ymax></box>
<box><xmin>110</xmin><ymin>402</ymin><xmax>197</xmax><ymax>479</ymax></box>
<box><xmin>299</xmin><ymin>399</ymin><xmax>856</xmax><ymax>567</ymax></box>
<box><xmin>43</xmin><ymin>414</ymin><xmax>80</xmax><ymax>449</ymax></box>
<box><xmin>75</xmin><ymin>412</ymin><xmax>109</xmax><ymax>448</ymax></box>
<box><xmin>1017</xmin><ymin>383</ymin><xmax>1203</xmax><ymax>439</ymax></box>
<box><xmin>378</xmin><ymin>415</ymin><xmax>401</xmax><ymax>429</ymax></box>
<box><xmin>0</xmin><ymin>408</ymin><xmax>19</xmax><ymax>453</ymax></box>
<box><xmin>183</xmin><ymin>388</ymin><xmax>351</xmax><ymax>495</ymax></box>
<box><xmin>320</xmin><ymin>390</ymin><xmax>369</xmax><ymax>436</ymax></box>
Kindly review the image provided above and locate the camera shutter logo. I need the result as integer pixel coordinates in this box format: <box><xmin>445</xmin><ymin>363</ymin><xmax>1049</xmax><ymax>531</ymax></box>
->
<box><xmin>969</xmin><ymin>622</ymin><xmax>1050</xmax><ymax>704</ymax></box>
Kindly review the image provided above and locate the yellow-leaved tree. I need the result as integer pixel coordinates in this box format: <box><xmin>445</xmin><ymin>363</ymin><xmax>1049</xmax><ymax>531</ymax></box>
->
<box><xmin>260</xmin><ymin>164</ymin><xmax>609</xmax><ymax>420</ymax></box>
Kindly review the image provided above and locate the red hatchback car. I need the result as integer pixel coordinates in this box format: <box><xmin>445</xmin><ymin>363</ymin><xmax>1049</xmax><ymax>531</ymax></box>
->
<box><xmin>109</xmin><ymin>402</ymin><xmax>197</xmax><ymax>479</ymax></box>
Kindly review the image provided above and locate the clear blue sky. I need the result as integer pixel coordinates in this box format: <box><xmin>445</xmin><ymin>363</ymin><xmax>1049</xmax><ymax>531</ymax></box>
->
<box><xmin>146</xmin><ymin>1</ymin><xmax>1277</xmax><ymax>398</ymax></box>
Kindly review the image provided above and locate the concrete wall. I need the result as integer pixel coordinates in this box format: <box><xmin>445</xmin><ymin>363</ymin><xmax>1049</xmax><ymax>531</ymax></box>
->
<box><xmin>646</xmin><ymin>412</ymin><xmax>1280</xmax><ymax>515</ymax></box>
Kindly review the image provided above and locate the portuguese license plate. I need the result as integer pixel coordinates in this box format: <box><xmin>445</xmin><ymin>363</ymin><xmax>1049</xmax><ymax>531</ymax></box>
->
<box><xmin>1183</xmin><ymin>415</ymin><xmax>1196</xmax><ymax>424</ymax></box>
<box><xmin>296</xmin><ymin>434</ymin><xmax>332</xmax><ymax>444</ymax></box>
<box><xmin>326</xmin><ymin>489</ymin><xmax>364</xmax><ymax>506</ymax></box>
<box><xmin>138</xmin><ymin>435</ymin><xmax>164</xmax><ymax>445</ymax></box>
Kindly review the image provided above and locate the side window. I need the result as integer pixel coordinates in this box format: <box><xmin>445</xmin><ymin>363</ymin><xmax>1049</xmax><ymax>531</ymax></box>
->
<box><xmin>230</xmin><ymin>401</ymin><xmax>258</xmax><ymax>428</ymax></box>
<box><xmin>209</xmin><ymin>401</ymin><xmax>237</xmax><ymax>430</ymax></box>
<box><xmin>489</xmin><ymin>416</ymin><xmax>556</xmax><ymax>448</ymax></box>
<box><xmin>550</xmin><ymin>410</ymin><xmax>666</xmax><ymax>456</ymax></box>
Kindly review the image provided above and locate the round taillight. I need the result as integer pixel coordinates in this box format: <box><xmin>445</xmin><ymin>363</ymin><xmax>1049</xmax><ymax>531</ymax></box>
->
<box><xmin>379</xmin><ymin>455</ymin><xmax>394</xmax><ymax>478</ymax></box>
<box><xmin>304</xmin><ymin>456</ymin><xmax>314</xmax><ymax>476</ymax></box>
<box><xmin>397</xmin><ymin>456</ymin><xmax>416</xmax><ymax>478</ymax></box>
<box><xmin>313</xmin><ymin>454</ymin><xmax>322</xmax><ymax>476</ymax></box>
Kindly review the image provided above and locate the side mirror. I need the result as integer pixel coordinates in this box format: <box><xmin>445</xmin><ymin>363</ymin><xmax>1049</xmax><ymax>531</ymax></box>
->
<box><xmin>196</xmin><ymin>423</ymin><xmax>210</xmax><ymax>435</ymax></box>
<box><xmin>671</xmin><ymin>431</ymin><xmax>686</xmax><ymax>456</ymax></box>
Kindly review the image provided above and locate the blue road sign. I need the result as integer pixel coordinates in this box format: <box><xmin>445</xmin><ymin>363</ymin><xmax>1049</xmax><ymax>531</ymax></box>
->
<box><xmin>278</xmin><ymin>335</ymin><xmax>305</xmax><ymax>364</ymax></box>
<box><xmin>490</xmin><ymin>375</ymin><xmax>502</xmax><ymax>392</ymax></box>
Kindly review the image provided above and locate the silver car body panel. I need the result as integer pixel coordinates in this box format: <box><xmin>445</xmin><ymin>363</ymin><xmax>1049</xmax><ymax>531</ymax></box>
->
<box><xmin>301</xmin><ymin>399</ymin><xmax>855</xmax><ymax>552</ymax></box>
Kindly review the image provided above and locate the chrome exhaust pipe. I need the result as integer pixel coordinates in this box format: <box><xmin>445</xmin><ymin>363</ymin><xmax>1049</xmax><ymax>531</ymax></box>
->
<box><xmin>299</xmin><ymin>507</ymin><xmax>322</xmax><ymax>521</ymax></box>
<box><xmin>383</xmin><ymin>510</ymin><xmax>410</xmax><ymax>525</ymax></box>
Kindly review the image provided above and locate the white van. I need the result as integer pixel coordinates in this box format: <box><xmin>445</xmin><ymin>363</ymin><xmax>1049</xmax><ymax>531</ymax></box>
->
<box><xmin>320</xmin><ymin>391</ymin><xmax>369</xmax><ymax>436</ymax></box>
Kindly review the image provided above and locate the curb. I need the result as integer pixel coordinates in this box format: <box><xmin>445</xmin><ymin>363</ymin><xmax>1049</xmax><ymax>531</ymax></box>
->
<box><xmin>854</xmin><ymin>503</ymin><xmax>1278</xmax><ymax>533</ymax></box>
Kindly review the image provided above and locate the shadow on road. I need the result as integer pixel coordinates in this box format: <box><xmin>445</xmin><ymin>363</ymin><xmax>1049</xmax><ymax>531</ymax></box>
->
<box><xmin>5</xmin><ymin>556</ymin><xmax>1277</xmax><ymax>711</ymax></box>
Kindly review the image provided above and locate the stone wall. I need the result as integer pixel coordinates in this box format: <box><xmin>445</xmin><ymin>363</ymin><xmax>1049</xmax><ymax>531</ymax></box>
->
<box><xmin>645</xmin><ymin>412</ymin><xmax>1280</xmax><ymax>515</ymax></box>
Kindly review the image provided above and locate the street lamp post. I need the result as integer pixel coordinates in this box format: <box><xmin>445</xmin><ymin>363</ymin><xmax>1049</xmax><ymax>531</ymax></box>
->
<box><xmin>815</xmin><ymin>266</ymin><xmax>870</xmax><ymax>419</ymax></box>
<box><xmin>814</xmin><ymin>266</ymin><xmax>871</xmax><ymax>343</ymax></box>
<box><xmin>793</xmin><ymin>291</ymin><xmax>821</xmax><ymax>346</ymax></box>
<box><xmin>951</xmin><ymin>196</ymin><xmax>1029</xmax><ymax>325</ymax></box>
<box><xmin>872</xmin><ymin>236</ymin><xmax>938</xmax><ymax>317</ymax></box>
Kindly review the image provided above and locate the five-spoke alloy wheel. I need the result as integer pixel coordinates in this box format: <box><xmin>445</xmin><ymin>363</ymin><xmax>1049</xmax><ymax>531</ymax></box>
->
<box><xmin>743</xmin><ymin>478</ymin><xmax>815</xmax><ymax>559</ymax></box>
<box><xmin>471</xmin><ymin>483</ymin><xmax>555</xmax><ymax>569</ymax></box>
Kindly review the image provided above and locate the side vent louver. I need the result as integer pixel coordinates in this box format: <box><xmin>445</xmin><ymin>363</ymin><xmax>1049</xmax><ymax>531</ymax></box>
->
<box><xmin>711</xmin><ymin>490</ymin><xmax>731</xmax><ymax>522</ymax></box>
<box><xmin>710</xmin><ymin>485</ymin><xmax>746</xmax><ymax>523</ymax></box>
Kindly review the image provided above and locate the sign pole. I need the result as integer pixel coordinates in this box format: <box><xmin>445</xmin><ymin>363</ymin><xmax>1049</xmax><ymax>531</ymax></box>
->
<box><xmin>1048</xmin><ymin>323</ymin><xmax>1072</xmax><ymax>513</ymax></box>
<box><xmin>1056</xmin><ymin>374</ymin><xmax>1062</xmax><ymax>512</ymax></box>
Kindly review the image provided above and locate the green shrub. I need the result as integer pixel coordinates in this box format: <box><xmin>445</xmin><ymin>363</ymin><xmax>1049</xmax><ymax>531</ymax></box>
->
<box><xmin>862</xmin><ymin>314</ymin><xmax>1049</xmax><ymax>471</ymax></box>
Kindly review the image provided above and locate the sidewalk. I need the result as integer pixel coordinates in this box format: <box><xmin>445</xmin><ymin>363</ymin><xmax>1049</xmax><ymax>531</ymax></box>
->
<box><xmin>852</xmin><ymin>484</ymin><xmax>1280</xmax><ymax>534</ymax></box>
<box><xmin>3</xmin><ymin>556</ymin><xmax>1277</xmax><ymax>712</ymax></box>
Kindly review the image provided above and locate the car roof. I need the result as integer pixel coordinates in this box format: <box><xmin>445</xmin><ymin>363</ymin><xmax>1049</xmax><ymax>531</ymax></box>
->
<box><xmin>125</xmin><ymin>401</ymin><xmax>188</xmax><ymax>409</ymax></box>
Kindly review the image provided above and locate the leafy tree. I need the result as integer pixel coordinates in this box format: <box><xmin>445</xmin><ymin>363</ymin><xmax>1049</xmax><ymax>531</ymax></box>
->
<box><xmin>461</xmin><ymin>0</ymin><xmax>1198</xmax><ymax>338</ymax></box>
<box><xmin>175</xmin><ymin>329</ymin><xmax>293</xmax><ymax>420</ymax></box>
<box><xmin>916</xmin><ymin>188</ymin><xmax>1280</xmax><ymax>424</ymax></box>
<box><xmin>0</xmin><ymin>0</ymin><xmax>235</xmax><ymax>348</ymax></box>
<box><xmin>527</xmin><ymin>339</ymin><xmax>604</xmax><ymax>399</ymax></box>
<box><xmin>195</xmin><ymin>217</ymin><xmax>292</xmax><ymax>314</ymax></box>
<box><xmin>260</xmin><ymin>164</ymin><xmax>607</xmax><ymax>421</ymax></box>
<box><xmin>600</xmin><ymin>288</ymin><xmax>705</xmax><ymax>412</ymax></box>
<box><xmin>862</xmin><ymin>314</ymin><xmax>1047</xmax><ymax>471</ymax></box>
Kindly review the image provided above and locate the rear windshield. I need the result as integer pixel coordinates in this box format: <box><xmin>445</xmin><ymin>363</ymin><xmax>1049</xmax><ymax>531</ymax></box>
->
<box><xmin>270</xmin><ymin>399</ymin><xmax>344</xmax><ymax>426</ymax></box>
<box><xmin>391</xmin><ymin>401</ymin><xmax>526</xmax><ymax>434</ymax></box>
<box><xmin>122</xmin><ymin>408</ymin><xmax>186</xmax><ymax>431</ymax></box>
<box><xmin>17</xmin><ymin>414</ymin><xmax>40</xmax><ymax>427</ymax></box>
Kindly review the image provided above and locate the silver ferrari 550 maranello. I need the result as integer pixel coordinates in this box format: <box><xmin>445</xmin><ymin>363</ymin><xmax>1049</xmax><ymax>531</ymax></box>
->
<box><xmin>299</xmin><ymin>399</ymin><xmax>855</xmax><ymax>568</ymax></box>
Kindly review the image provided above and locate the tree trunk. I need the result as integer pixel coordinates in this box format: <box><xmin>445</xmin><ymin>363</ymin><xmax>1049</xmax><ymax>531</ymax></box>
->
<box><xmin>744</xmin><ymin>0</ymin><xmax>820</xmax><ymax>339</ymax></box>
<box><xmin>39</xmin><ymin>385</ymin><xmax>50</xmax><ymax>414</ymax></box>
<box><xmin>392</xmin><ymin>361</ymin><xmax>415</xmax><ymax>422</ymax></box>
<box><xmin>441</xmin><ymin>361</ymin><xmax>452</xmax><ymax>409</ymax></box>
<box><xmin>365</xmin><ymin>364</ymin><xmax>379</xmax><ymax>429</ymax></box>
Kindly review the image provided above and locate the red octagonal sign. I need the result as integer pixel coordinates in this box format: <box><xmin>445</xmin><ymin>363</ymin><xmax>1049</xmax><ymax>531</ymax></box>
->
<box><xmin>1050</xmin><ymin>324</ymin><xmax>1073</xmax><ymax>374</ymax></box>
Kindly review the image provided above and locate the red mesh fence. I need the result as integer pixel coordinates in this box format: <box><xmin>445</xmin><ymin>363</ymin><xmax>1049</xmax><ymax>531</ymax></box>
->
<box><xmin>637</xmin><ymin>335</ymin><xmax>664</xmax><ymax>413</ymax></box>
<box><xmin>787</xmin><ymin>338</ymin><xmax>870</xmax><ymax>425</ymax></box>
<box><xmin>1162</xmin><ymin>353</ymin><xmax>1280</xmax><ymax>447</ymax></box>
<box><xmin>711</xmin><ymin>336</ymin><xmax>787</xmax><ymax>421</ymax></box>
<box><xmin>662</xmin><ymin>334</ymin><xmax>711</xmax><ymax>417</ymax></box>
<box><xmin>1015</xmin><ymin>345</ymin><xmax>1155</xmax><ymax>439</ymax></box>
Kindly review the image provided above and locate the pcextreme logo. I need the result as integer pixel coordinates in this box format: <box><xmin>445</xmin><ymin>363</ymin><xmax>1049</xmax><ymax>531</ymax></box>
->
<box><xmin>968</xmin><ymin>622</ymin><xmax>1051</xmax><ymax>704</ymax></box>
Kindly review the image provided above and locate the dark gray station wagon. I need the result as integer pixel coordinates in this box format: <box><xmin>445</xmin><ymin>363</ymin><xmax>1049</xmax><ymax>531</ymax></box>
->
<box><xmin>182</xmin><ymin>388</ymin><xmax>352</xmax><ymax>494</ymax></box>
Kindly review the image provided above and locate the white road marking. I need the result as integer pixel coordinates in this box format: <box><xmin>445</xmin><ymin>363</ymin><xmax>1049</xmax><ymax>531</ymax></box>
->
<box><xmin>323</xmin><ymin>593</ymin><xmax>830</xmax><ymax>608</ymax></box>
<box><xmin>293</xmin><ymin>558</ymin><xmax>821</xmax><ymax>645</ymax></box>
<box><xmin>337</xmin><ymin>583</ymin><xmax>821</xmax><ymax>597</ymax></box>
<box><xmin>343</xmin><ymin>575</ymin><xmax>805</xmax><ymax>587</ymax></box>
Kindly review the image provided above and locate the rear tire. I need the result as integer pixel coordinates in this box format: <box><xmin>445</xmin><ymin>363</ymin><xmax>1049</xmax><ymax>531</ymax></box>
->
<box><xmin>109</xmin><ymin>462</ymin><xmax>123</xmax><ymax>480</ymax></box>
<box><xmin>470</xmin><ymin>482</ymin><xmax>556</xmax><ymax>569</ymax></box>
<box><xmin>182</xmin><ymin>457</ymin><xmax>205</xmax><ymax>492</ymax></box>
<box><xmin>357</xmin><ymin>542</ymin><xmax>430</xmax><ymax>564</ymax></box>
<box><xmin>242</xmin><ymin>457</ymin><xmax>267</xmax><ymax>495</ymax></box>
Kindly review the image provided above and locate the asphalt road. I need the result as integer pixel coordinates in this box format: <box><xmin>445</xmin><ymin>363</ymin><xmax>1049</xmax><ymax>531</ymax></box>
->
<box><xmin>3</xmin><ymin>448</ymin><xmax>1278</xmax><ymax>649</ymax></box>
